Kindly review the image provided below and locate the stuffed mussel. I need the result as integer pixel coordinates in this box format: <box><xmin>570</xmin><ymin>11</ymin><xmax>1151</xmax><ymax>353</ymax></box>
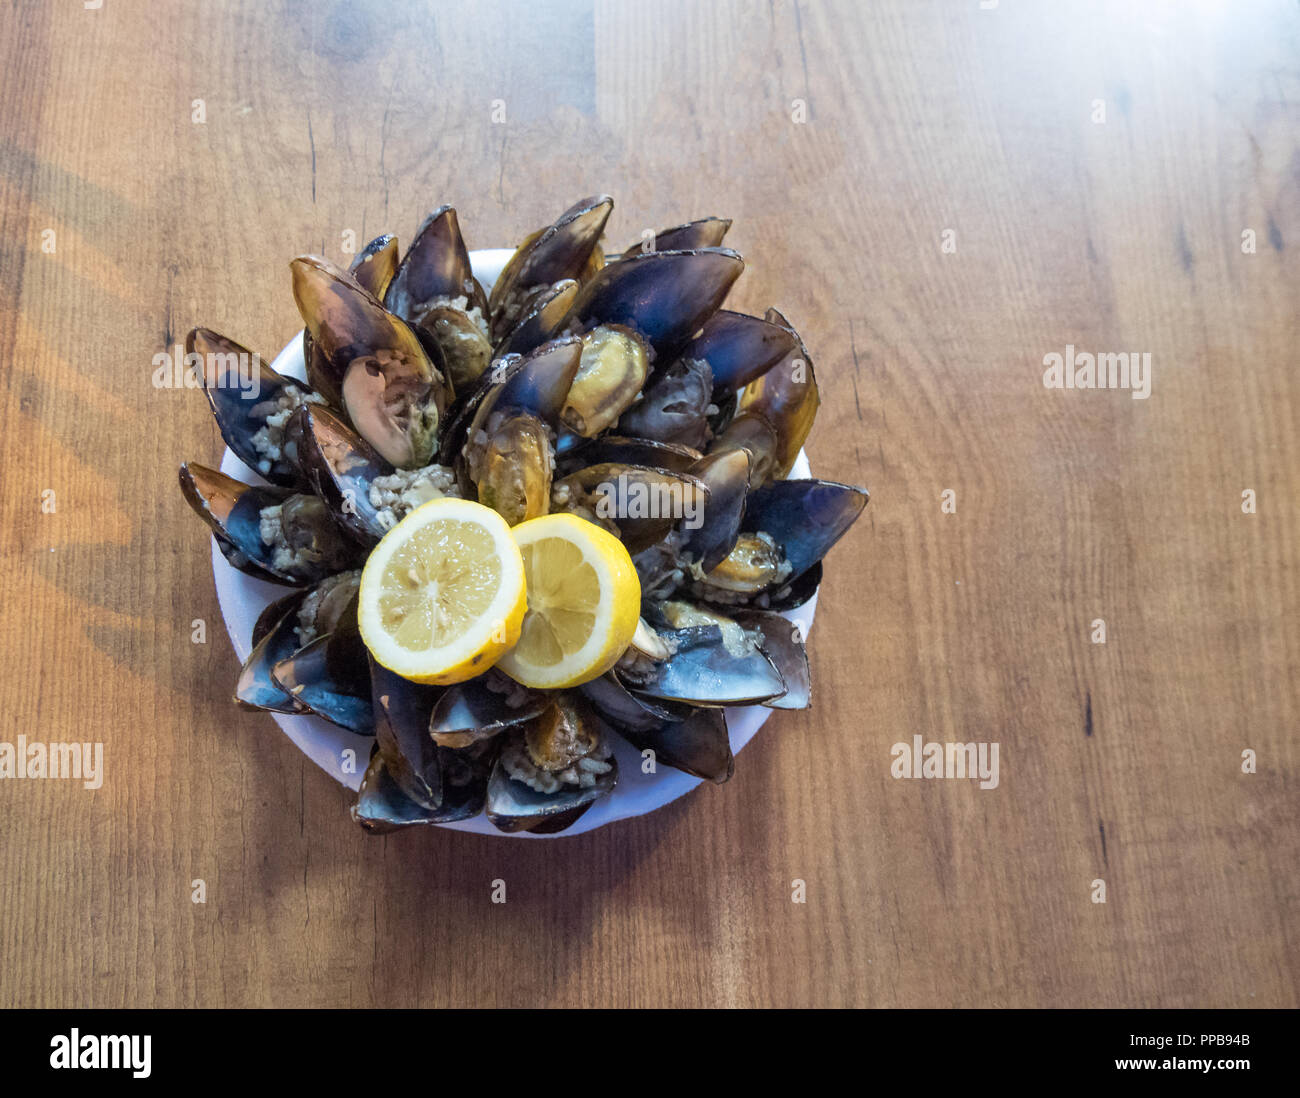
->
<box><xmin>180</xmin><ymin>196</ymin><xmax>868</xmax><ymax>834</ymax></box>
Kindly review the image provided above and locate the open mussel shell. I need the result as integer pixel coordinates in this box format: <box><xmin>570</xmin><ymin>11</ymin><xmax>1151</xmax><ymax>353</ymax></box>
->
<box><xmin>179</xmin><ymin>462</ymin><xmax>336</xmax><ymax>585</ymax></box>
<box><xmin>620</xmin><ymin>216</ymin><xmax>731</xmax><ymax>258</ymax></box>
<box><xmin>369</xmin><ymin>659</ymin><xmax>444</xmax><ymax>808</ymax></box>
<box><xmin>440</xmin><ymin>336</ymin><xmax>583</xmax><ymax>470</ymax></box>
<box><xmin>298</xmin><ymin>234</ymin><xmax>401</xmax><ymax>408</ymax></box>
<box><xmin>677</xmin><ymin>309</ymin><xmax>799</xmax><ymax>394</ymax></box>
<box><xmin>568</xmin><ymin>247</ymin><xmax>744</xmax><ymax>357</ymax></box>
<box><xmin>350</xmin><ymin>234</ymin><xmax>401</xmax><ymax>299</ymax></box>
<box><xmin>290</xmin><ymin>254</ymin><xmax>448</xmax><ymax>468</ymax></box>
<box><xmin>485</xmin><ymin>743</ymin><xmax>618</xmax><ymax>835</ymax></box>
<box><xmin>271</xmin><ymin>619</ymin><xmax>374</xmax><ymax>734</ymax></box>
<box><xmin>352</xmin><ymin>745</ymin><xmax>487</xmax><ymax>833</ymax></box>
<box><xmin>481</xmin><ymin>336</ymin><xmax>584</xmax><ymax>424</ymax></box>
<box><xmin>430</xmin><ymin>676</ymin><xmax>550</xmax><ymax>748</ymax></box>
<box><xmin>623</xmin><ymin>623</ymin><xmax>786</xmax><ymax>707</ymax></box>
<box><xmin>290</xmin><ymin>403</ymin><xmax>393</xmax><ymax>545</ymax></box>
<box><xmin>743</xmin><ymin>478</ymin><xmax>868</xmax><ymax>583</ymax></box>
<box><xmin>581</xmin><ymin>671</ymin><xmax>695</xmax><ymax>730</ymax></box>
<box><xmin>494</xmin><ymin>279</ymin><xmax>578</xmax><ymax>358</ymax></box>
<box><xmin>617</xmin><ymin>355</ymin><xmax>714</xmax><ymax>449</ymax></box>
<box><xmin>758</xmin><ymin>559</ymin><xmax>822</xmax><ymax>612</ymax></box>
<box><xmin>553</xmin><ymin>463</ymin><xmax>709</xmax><ymax>555</ymax></box>
<box><xmin>414</xmin><ymin>304</ymin><xmax>493</xmax><ymax>397</ymax></box>
<box><xmin>188</xmin><ymin>328</ymin><xmax>310</xmax><ymax>489</ymax></box>
<box><xmin>489</xmin><ymin>195</ymin><xmax>613</xmax><ymax>335</ymax></box>
<box><xmin>712</xmin><ymin>308</ymin><xmax>819</xmax><ymax>485</ymax></box>
<box><xmin>385</xmin><ymin>205</ymin><xmax>486</xmax><ymax>321</ymax></box>
<box><xmin>616</xmin><ymin>707</ymin><xmax>735</xmax><ymax>783</ymax></box>
<box><xmin>734</xmin><ymin>610</ymin><xmax>811</xmax><ymax>710</ymax></box>
<box><xmin>681</xmin><ymin>448</ymin><xmax>751</xmax><ymax>573</ymax></box>
<box><xmin>563</xmin><ymin>435</ymin><xmax>701</xmax><ymax>475</ymax></box>
<box><xmin>461</xmin><ymin>339</ymin><xmax>585</xmax><ymax>523</ymax></box>
<box><xmin>236</xmin><ymin>591</ymin><xmax>312</xmax><ymax>713</ymax></box>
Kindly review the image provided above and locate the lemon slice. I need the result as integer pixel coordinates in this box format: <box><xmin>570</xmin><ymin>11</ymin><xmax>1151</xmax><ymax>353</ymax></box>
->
<box><xmin>358</xmin><ymin>498</ymin><xmax>526</xmax><ymax>684</ymax></box>
<box><xmin>496</xmin><ymin>513</ymin><xmax>641</xmax><ymax>689</ymax></box>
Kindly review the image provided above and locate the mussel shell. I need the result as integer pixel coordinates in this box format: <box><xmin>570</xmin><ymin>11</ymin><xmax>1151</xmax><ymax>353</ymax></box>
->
<box><xmin>568</xmin><ymin>247</ymin><xmax>744</xmax><ymax>356</ymax></box>
<box><xmin>179</xmin><ymin>462</ymin><xmax>317</xmax><ymax>585</ymax></box>
<box><xmin>385</xmin><ymin>205</ymin><xmax>486</xmax><ymax>321</ymax></box>
<box><xmin>614</xmin><ymin>706</ymin><xmax>734</xmax><ymax>783</ymax></box>
<box><xmin>236</xmin><ymin>590</ymin><xmax>312</xmax><ymax>713</ymax></box>
<box><xmin>623</xmin><ymin>624</ymin><xmax>786</xmax><ymax>707</ymax></box>
<box><xmin>369</xmin><ymin>659</ymin><xmax>444</xmax><ymax>808</ymax></box>
<box><xmin>494</xmin><ymin>279</ymin><xmax>579</xmax><ymax>358</ymax></box>
<box><xmin>352</xmin><ymin>746</ymin><xmax>487</xmax><ymax>833</ymax></box>
<box><xmin>524</xmin><ymin>693</ymin><xmax>602</xmax><ymax>772</ymax></box>
<box><xmin>303</xmin><ymin>330</ymin><xmax>341</xmax><ymax>410</ymax></box>
<box><xmin>617</xmin><ymin>356</ymin><xmax>714</xmax><ymax>449</ymax></box>
<box><xmin>477</xmin><ymin>336</ymin><xmax>584</xmax><ymax>426</ymax></box>
<box><xmin>484</xmin><ymin>740</ymin><xmax>617</xmax><ymax>834</ymax></box>
<box><xmin>580</xmin><ymin>671</ymin><xmax>694</xmax><ymax>731</ymax></box>
<box><xmin>562</xmin><ymin>435</ymin><xmax>701</xmax><ymax>475</ymax></box>
<box><xmin>742</xmin><ymin>478</ymin><xmax>868</xmax><ymax>583</ymax></box>
<box><xmin>444</xmin><ymin>337</ymin><xmax>581</xmax><ymax>472</ymax></box>
<box><xmin>251</xmin><ymin>591</ymin><xmax>296</xmax><ymax>648</ymax></box>
<box><xmin>350</xmin><ymin>234</ymin><xmax>401</xmax><ymax>299</ymax></box>
<box><xmin>489</xmin><ymin>195</ymin><xmax>613</xmax><ymax>327</ymax></box>
<box><xmin>681</xmin><ymin>448</ymin><xmax>751</xmax><ymax>573</ymax></box>
<box><xmin>189</xmin><ymin>328</ymin><xmax>309</xmax><ymax>489</ymax></box>
<box><xmin>734</xmin><ymin>610</ymin><xmax>811</xmax><ymax>710</ymax></box>
<box><xmin>757</xmin><ymin>560</ymin><xmax>822</xmax><ymax>612</ymax></box>
<box><xmin>429</xmin><ymin>676</ymin><xmax>550</xmax><ymax>747</ymax></box>
<box><xmin>416</xmin><ymin>304</ymin><xmax>492</xmax><ymax>397</ymax></box>
<box><xmin>712</xmin><ymin>307</ymin><xmax>819</xmax><ymax>485</ymax></box>
<box><xmin>471</xmin><ymin>411</ymin><xmax>554</xmax><ymax>526</ymax></box>
<box><xmin>290</xmin><ymin>255</ymin><xmax>448</xmax><ymax>468</ymax></box>
<box><xmin>552</xmin><ymin>463</ymin><xmax>710</xmax><ymax>555</ymax></box>
<box><xmin>271</xmin><ymin>624</ymin><xmax>374</xmax><ymax>734</ymax></box>
<box><xmin>291</xmin><ymin>404</ymin><xmax>393</xmax><ymax>545</ymax></box>
<box><xmin>620</xmin><ymin>216</ymin><xmax>731</xmax><ymax>258</ymax></box>
<box><xmin>677</xmin><ymin>309</ymin><xmax>799</xmax><ymax>394</ymax></box>
<box><xmin>631</xmin><ymin>530</ymin><xmax>688</xmax><ymax>602</ymax></box>
<box><xmin>709</xmin><ymin>415</ymin><xmax>777</xmax><ymax>488</ymax></box>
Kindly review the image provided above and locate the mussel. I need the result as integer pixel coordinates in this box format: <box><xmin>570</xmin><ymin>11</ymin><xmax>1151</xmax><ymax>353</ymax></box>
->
<box><xmin>462</xmin><ymin>337</ymin><xmax>582</xmax><ymax>525</ymax></box>
<box><xmin>710</xmin><ymin>308</ymin><xmax>819</xmax><ymax>486</ymax></box>
<box><xmin>291</xmin><ymin>255</ymin><xmax>450</xmax><ymax>468</ymax></box>
<box><xmin>567</xmin><ymin>247</ymin><xmax>745</xmax><ymax>358</ymax></box>
<box><xmin>179</xmin><ymin>462</ymin><xmax>358</xmax><ymax>585</ymax></box>
<box><xmin>385</xmin><ymin>206</ymin><xmax>493</xmax><ymax>396</ymax></box>
<box><xmin>485</xmin><ymin>693</ymin><xmax>617</xmax><ymax>833</ymax></box>
<box><xmin>619</xmin><ymin>216</ymin><xmax>731</xmax><ymax>258</ymax></box>
<box><xmin>489</xmin><ymin>195</ymin><xmax>612</xmax><ymax>341</ymax></box>
<box><xmin>190</xmin><ymin>327</ymin><xmax>321</xmax><ymax>489</ymax></box>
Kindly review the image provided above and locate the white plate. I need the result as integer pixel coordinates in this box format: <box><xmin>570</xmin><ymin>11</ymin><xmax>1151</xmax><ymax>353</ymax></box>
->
<box><xmin>212</xmin><ymin>248</ymin><xmax>817</xmax><ymax>837</ymax></box>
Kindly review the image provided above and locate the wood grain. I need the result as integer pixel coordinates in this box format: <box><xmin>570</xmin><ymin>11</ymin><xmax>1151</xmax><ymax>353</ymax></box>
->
<box><xmin>0</xmin><ymin>0</ymin><xmax>1295</xmax><ymax>1008</ymax></box>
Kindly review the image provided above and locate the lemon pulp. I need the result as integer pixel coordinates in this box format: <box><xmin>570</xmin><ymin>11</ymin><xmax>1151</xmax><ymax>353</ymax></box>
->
<box><xmin>378</xmin><ymin>520</ymin><xmax>503</xmax><ymax>650</ymax></box>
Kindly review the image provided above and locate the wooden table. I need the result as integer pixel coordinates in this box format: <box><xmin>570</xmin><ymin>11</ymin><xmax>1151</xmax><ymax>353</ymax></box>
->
<box><xmin>1</xmin><ymin>0</ymin><xmax>1295</xmax><ymax>1009</ymax></box>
